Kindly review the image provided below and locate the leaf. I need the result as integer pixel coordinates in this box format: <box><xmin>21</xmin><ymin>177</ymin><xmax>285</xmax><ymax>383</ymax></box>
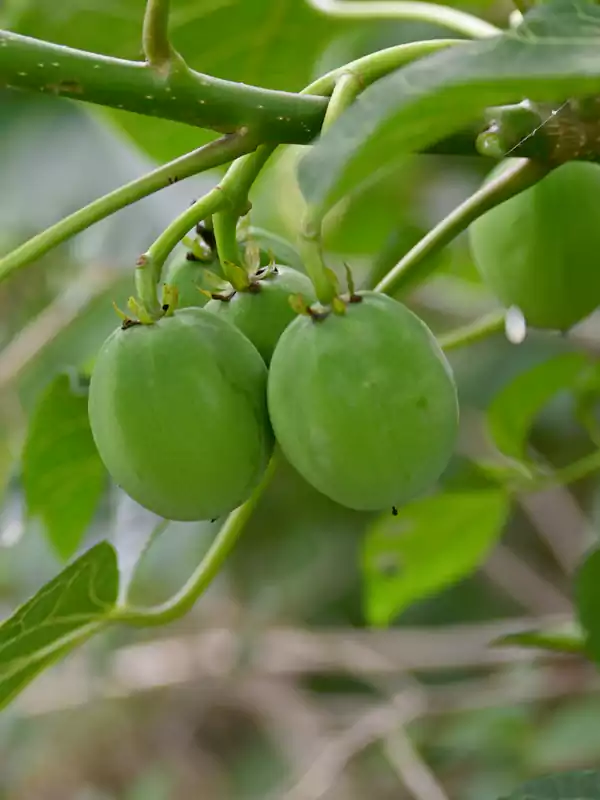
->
<box><xmin>575</xmin><ymin>547</ymin><xmax>600</xmax><ymax>665</ymax></box>
<box><xmin>22</xmin><ymin>373</ymin><xmax>106</xmax><ymax>560</ymax></box>
<box><xmin>0</xmin><ymin>541</ymin><xmax>118</xmax><ymax>711</ymax></box>
<box><xmin>362</xmin><ymin>489</ymin><xmax>510</xmax><ymax>626</ymax></box>
<box><xmin>298</xmin><ymin>0</ymin><xmax>600</xmax><ymax>212</ymax></box>
<box><xmin>488</xmin><ymin>353</ymin><xmax>591</xmax><ymax>464</ymax></box>
<box><xmin>499</xmin><ymin>770</ymin><xmax>600</xmax><ymax>799</ymax></box>
<box><xmin>5</xmin><ymin>0</ymin><xmax>348</xmax><ymax>161</ymax></box>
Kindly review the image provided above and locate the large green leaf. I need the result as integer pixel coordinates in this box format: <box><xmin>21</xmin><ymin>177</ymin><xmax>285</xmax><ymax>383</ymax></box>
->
<box><xmin>5</xmin><ymin>0</ymin><xmax>350</xmax><ymax>161</ymax></box>
<box><xmin>487</xmin><ymin>353</ymin><xmax>591</xmax><ymax>463</ymax></box>
<box><xmin>500</xmin><ymin>770</ymin><xmax>600</xmax><ymax>799</ymax></box>
<box><xmin>299</xmin><ymin>0</ymin><xmax>600</xmax><ymax>212</ymax></box>
<box><xmin>575</xmin><ymin>547</ymin><xmax>600</xmax><ymax>666</ymax></box>
<box><xmin>22</xmin><ymin>373</ymin><xmax>106</xmax><ymax>560</ymax></box>
<box><xmin>0</xmin><ymin>541</ymin><xmax>118</xmax><ymax>711</ymax></box>
<box><xmin>362</xmin><ymin>488</ymin><xmax>509</xmax><ymax>626</ymax></box>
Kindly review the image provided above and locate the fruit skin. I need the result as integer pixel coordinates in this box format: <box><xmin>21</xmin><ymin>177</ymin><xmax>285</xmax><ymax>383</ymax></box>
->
<box><xmin>267</xmin><ymin>292</ymin><xmax>458</xmax><ymax>511</ymax></box>
<box><xmin>204</xmin><ymin>265</ymin><xmax>316</xmax><ymax>363</ymax></box>
<box><xmin>163</xmin><ymin>247</ymin><xmax>212</xmax><ymax>308</ymax></box>
<box><xmin>88</xmin><ymin>308</ymin><xmax>273</xmax><ymax>521</ymax></box>
<box><xmin>469</xmin><ymin>160</ymin><xmax>600</xmax><ymax>330</ymax></box>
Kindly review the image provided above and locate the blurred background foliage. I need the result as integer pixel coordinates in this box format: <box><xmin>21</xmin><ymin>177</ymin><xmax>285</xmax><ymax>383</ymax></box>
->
<box><xmin>1</xmin><ymin>0</ymin><xmax>600</xmax><ymax>798</ymax></box>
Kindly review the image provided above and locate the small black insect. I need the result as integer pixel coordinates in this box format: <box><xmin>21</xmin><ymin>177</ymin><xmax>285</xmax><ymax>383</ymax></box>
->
<box><xmin>162</xmin><ymin>304</ymin><xmax>169</xmax><ymax>312</ymax></box>
<box><xmin>392</xmin><ymin>506</ymin><xmax>398</xmax><ymax>516</ymax></box>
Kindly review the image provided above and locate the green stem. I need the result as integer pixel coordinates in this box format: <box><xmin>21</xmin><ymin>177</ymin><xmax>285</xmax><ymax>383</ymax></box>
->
<box><xmin>0</xmin><ymin>30</ymin><xmax>328</xmax><ymax>143</ymax></box>
<box><xmin>438</xmin><ymin>310</ymin><xmax>506</xmax><ymax>352</ymax></box>
<box><xmin>306</xmin><ymin>0</ymin><xmax>501</xmax><ymax>39</ymax></box>
<box><xmin>212</xmin><ymin>209</ymin><xmax>248</xmax><ymax>286</ymax></box>
<box><xmin>321</xmin><ymin>72</ymin><xmax>363</xmax><ymax>133</ymax></box>
<box><xmin>143</xmin><ymin>186</ymin><xmax>225</xmax><ymax>286</ymax></box>
<box><xmin>143</xmin><ymin>0</ymin><xmax>173</xmax><ymax>69</ymax></box>
<box><xmin>304</xmin><ymin>39</ymin><xmax>462</xmax><ymax>96</ymax></box>
<box><xmin>144</xmin><ymin>145</ymin><xmax>276</xmax><ymax>293</ymax></box>
<box><xmin>0</xmin><ymin>132</ymin><xmax>257</xmax><ymax>287</ymax></box>
<box><xmin>376</xmin><ymin>159</ymin><xmax>552</xmax><ymax>296</ymax></box>
<box><xmin>532</xmin><ymin>449</ymin><xmax>600</xmax><ymax>491</ymax></box>
<box><xmin>114</xmin><ymin>455</ymin><xmax>278</xmax><ymax>626</ymax></box>
<box><xmin>210</xmin><ymin>144</ymin><xmax>276</xmax><ymax>285</ymax></box>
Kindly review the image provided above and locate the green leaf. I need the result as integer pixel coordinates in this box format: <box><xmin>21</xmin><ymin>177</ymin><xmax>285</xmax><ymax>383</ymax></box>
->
<box><xmin>0</xmin><ymin>541</ymin><xmax>118</xmax><ymax>711</ymax></box>
<box><xmin>488</xmin><ymin>353</ymin><xmax>591</xmax><ymax>464</ymax></box>
<box><xmin>575</xmin><ymin>547</ymin><xmax>600</xmax><ymax>665</ymax></box>
<box><xmin>298</xmin><ymin>0</ymin><xmax>600</xmax><ymax>212</ymax></box>
<box><xmin>499</xmin><ymin>770</ymin><xmax>600</xmax><ymax>799</ymax></box>
<box><xmin>5</xmin><ymin>0</ymin><xmax>348</xmax><ymax>161</ymax></box>
<box><xmin>362</xmin><ymin>489</ymin><xmax>510</xmax><ymax>626</ymax></box>
<box><xmin>22</xmin><ymin>373</ymin><xmax>106</xmax><ymax>560</ymax></box>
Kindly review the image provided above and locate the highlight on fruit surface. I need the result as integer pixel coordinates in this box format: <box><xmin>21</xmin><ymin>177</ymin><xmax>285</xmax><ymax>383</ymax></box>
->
<box><xmin>88</xmin><ymin>308</ymin><xmax>273</xmax><ymax>521</ymax></box>
<box><xmin>469</xmin><ymin>160</ymin><xmax>600</xmax><ymax>330</ymax></box>
<box><xmin>205</xmin><ymin>264</ymin><xmax>316</xmax><ymax>363</ymax></box>
<box><xmin>267</xmin><ymin>291</ymin><xmax>459</xmax><ymax>511</ymax></box>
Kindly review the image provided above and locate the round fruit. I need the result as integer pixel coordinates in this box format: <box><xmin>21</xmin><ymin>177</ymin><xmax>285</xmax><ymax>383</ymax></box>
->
<box><xmin>267</xmin><ymin>292</ymin><xmax>458</xmax><ymax>511</ymax></box>
<box><xmin>469</xmin><ymin>160</ymin><xmax>600</xmax><ymax>330</ymax></box>
<box><xmin>163</xmin><ymin>247</ymin><xmax>211</xmax><ymax>308</ymax></box>
<box><xmin>204</xmin><ymin>265</ymin><xmax>316</xmax><ymax>363</ymax></box>
<box><xmin>89</xmin><ymin>309</ymin><xmax>273</xmax><ymax>521</ymax></box>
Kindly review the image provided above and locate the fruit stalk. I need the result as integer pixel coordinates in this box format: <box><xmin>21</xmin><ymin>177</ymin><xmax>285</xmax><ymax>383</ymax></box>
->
<box><xmin>113</xmin><ymin>454</ymin><xmax>278</xmax><ymax>626</ymax></box>
<box><xmin>211</xmin><ymin>145</ymin><xmax>276</xmax><ymax>284</ymax></box>
<box><xmin>375</xmin><ymin>159</ymin><xmax>552</xmax><ymax>296</ymax></box>
<box><xmin>0</xmin><ymin>131</ymin><xmax>258</xmax><ymax>287</ymax></box>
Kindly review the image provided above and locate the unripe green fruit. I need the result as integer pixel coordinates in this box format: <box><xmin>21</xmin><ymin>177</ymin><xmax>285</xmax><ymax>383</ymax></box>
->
<box><xmin>205</xmin><ymin>265</ymin><xmax>316</xmax><ymax>363</ymax></box>
<box><xmin>267</xmin><ymin>292</ymin><xmax>458</xmax><ymax>511</ymax></box>
<box><xmin>163</xmin><ymin>249</ymin><xmax>211</xmax><ymax>308</ymax></box>
<box><xmin>469</xmin><ymin>161</ymin><xmax>600</xmax><ymax>330</ymax></box>
<box><xmin>88</xmin><ymin>309</ymin><xmax>273</xmax><ymax>521</ymax></box>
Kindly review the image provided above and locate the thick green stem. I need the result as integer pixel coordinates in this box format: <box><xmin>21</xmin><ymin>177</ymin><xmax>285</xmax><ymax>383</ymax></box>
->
<box><xmin>0</xmin><ymin>30</ymin><xmax>328</xmax><ymax>143</ymax></box>
<box><xmin>375</xmin><ymin>159</ymin><xmax>552</xmax><ymax>296</ymax></box>
<box><xmin>306</xmin><ymin>0</ymin><xmax>500</xmax><ymax>39</ymax></box>
<box><xmin>143</xmin><ymin>0</ymin><xmax>173</xmax><ymax>69</ymax></box>
<box><xmin>438</xmin><ymin>310</ymin><xmax>506</xmax><ymax>352</ymax></box>
<box><xmin>0</xmin><ymin>132</ymin><xmax>257</xmax><ymax>287</ymax></box>
<box><xmin>113</xmin><ymin>455</ymin><xmax>278</xmax><ymax>627</ymax></box>
<box><xmin>212</xmin><ymin>209</ymin><xmax>248</xmax><ymax>286</ymax></box>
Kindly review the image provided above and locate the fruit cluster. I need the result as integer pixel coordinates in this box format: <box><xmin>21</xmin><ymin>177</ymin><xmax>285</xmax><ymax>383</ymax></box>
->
<box><xmin>88</xmin><ymin>242</ymin><xmax>459</xmax><ymax>521</ymax></box>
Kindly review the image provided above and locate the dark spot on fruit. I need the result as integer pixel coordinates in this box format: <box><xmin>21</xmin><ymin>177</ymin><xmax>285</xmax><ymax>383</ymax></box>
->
<box><xmin>377</xmin><ymin>553</ymin><xmax>400</xmax><ymax>577</ymax></box>
<box><xmin>416</xmin><ymin>396</ymin><xmax>428</xmax><ymax>410</ymax></box>
<box><xmin>247</xmin><ymin>281</ymin><xmax>262</xmax><ymax>294</ymax></box>
<box><xmin>392</xmin><ymin>506</ymin><xmax>398</xmax><ymax>516</ymax></box>
<box><xmin>349</xmin><ymin>294</ymin><xmax>363</xmax><ymax>304</ymax></box>
<box><xmin>121</xmin><ymin>318</ymin><xmax>142</xmax><ymax>330</ymax></box>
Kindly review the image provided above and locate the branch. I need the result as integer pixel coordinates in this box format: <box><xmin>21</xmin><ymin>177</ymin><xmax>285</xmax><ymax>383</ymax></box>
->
<box><xmin>0</xmin><ymin>131</ymin><xmax>257</xmax><ymax>286</ymax></box>
<box><xmin>0</xmin><ymin>29</ymin><xmax>328</xmax><ymax>143</ymax></box>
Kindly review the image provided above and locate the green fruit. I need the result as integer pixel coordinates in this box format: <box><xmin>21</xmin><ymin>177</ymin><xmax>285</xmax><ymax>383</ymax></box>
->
<box><xmin>89</xmin><ymin>309</ymin><xmax>273</xmax><ymax>521</ymax></box>
<box><xmin>163</xmin><ymin>248</ymin><xmax>211</xmax><ymax>308</ymax></box>
<box><xmin>205</xmin><ymin>265</ymin><xmax>316</xmax><ymax>363</ymax></box>
<box><xmin>268</xmin><ymin>292</ymin><xmax>458</xmax><ymax>511</ymax></box>
<box><xmin>469</xmin><ymin>161</ymin><xmax>600</xmax><ymax>330</ymax></box>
